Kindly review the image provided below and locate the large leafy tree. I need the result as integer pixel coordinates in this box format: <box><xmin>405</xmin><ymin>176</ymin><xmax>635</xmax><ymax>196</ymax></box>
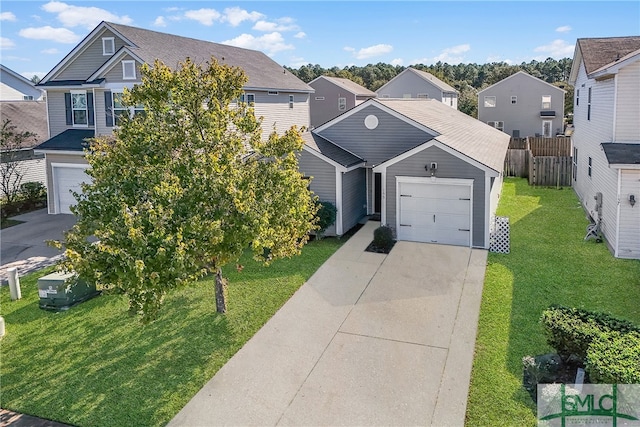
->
<box><xmin>59</xmin><ymin>58</ymin><xmax>318</xmax><ymax>321</ymax></box>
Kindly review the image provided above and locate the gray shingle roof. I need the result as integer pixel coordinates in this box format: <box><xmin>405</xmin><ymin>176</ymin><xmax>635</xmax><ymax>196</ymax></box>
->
<box><xmin>301</xmin><ymin>132</ymin><xmax>364</xmax><ymax>168</ymax></box>
<box><xmin>106</xmin><ymin>22</ymin><xmax>312</xmax><ymax>92</ymax></box>
<box><xmin>577</xmin><ymin>36</ymin><xmax>640</xmax><ymax>75</ymax></box>
<box><xmin>377</xmin><ymin>99</ymin><xmax>510</xmax><ymax>172</ymax></box>
<box><xmin>319</xmin><ymin>76</ymin><xmax>376</xmax><ymax>97</ymax></box>
<box><xmin>35</xmin><ymin>129</ymin><xmax>94</xmax><ymax>151</ymax></box>
<box><xmin>601</xmin><ymin>143</ymin><xmax>640</xmax><ymax>165</ymax></box>
<box><xmin>0</xmin><ymin>101</ymin><xmax>48</xmax><ymax>148</ymax></box>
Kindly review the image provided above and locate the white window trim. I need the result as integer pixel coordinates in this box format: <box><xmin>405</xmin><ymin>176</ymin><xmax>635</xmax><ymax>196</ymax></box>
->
<box><xmin>268</xmin><ymin>91</ymin><xmax>278</xmax><ymax>96</ymax></box>
<box><xmin>102</xmin><ymin>37</ymin><xmax>115</xmax><ymax>56</ymax></box>
<box><xmin>541</xmin><ymin>95</ymin><xmax>552</xmax><ymax>110</ymax></box>
<box><xmin>122</xmin><ymin>60</ymin><xmax>136</xmax><ymax>80</ymax></box>
<box><xmin>112</xmin><ymin>89</ymin><xmax>143</xmax><ymax>126</ymax></box>
<box><xmin>315</xmin><ymin>96</ymin><xmax>325</xmax><ymax>101</ymax></box>
<box><xmin>289</xmin><ymin>94</ymin><xmax>294</xmax><ymax>109</ymax></box>
<box><xmin>542</xmin><ymin>119</ymin><xmax>553</xmax><ymax>137</ymax></box>
<box><xmin>338</xmin><ymin>97</ymin><xmax>346</xmax><ymax>111</ymax></box>
<box><xmin>70</xmin><ymin>89</ymin><xmax>88</xmax><ymax>128</ymax></box>
<box><xmin>488</xmin><ymin>121</ymin><xmax>504</xmax><ymax>132</ymax></box>
<box><xmin>243</xmin><ymin>93</ymin><xmax>255</xmax><ymax>104</ymax></box>
<box><xmin>402</xmin><ymin>94</ymin><xmax>412</xmax><ymax>99</ymax></box>
<box><xmin>417</xmin><ymin>93</ymin><xmax>429</xmax><ymax>99</ymax></box>
<box><xmin>484</xmin><ymin>96</ymin><xmax>496</xmax><ymax>108</ymax></box>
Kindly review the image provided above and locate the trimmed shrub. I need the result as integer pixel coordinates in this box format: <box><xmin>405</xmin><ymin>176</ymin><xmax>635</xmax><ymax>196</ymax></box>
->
<box><xmin>541</xmin><ymin>305</ymin><xmax>640</xmax><ymax>361</ymax></box>
<box><xmin>373</xmin><ymin>225</ymin><xmax>394</xmax><ymax>251</ymax></box>
<box><xmin>20</xmin><ymin>181</ymin><xmax>46</xmax><ymax>202</ymax></box>
<box><xmin>586</xmin><ymin>331</ymin><xmax>640</xmax><ymax>384</ymax></box>
<box><xmin>316</xmin><ymin>201</ymin><xmax>337</xmax><ymax>237</ymax></box>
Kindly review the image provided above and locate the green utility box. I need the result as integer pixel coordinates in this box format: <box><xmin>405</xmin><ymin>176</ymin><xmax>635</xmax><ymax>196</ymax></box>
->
<box><xmin>38</xmin><ymin>272</ymin><xmax>99</xmax><ymax>311</ymax></box>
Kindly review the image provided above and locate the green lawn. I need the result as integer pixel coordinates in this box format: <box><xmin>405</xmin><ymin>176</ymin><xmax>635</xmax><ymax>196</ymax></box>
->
<box><xmin>0</xmin><ymin>237</ymin><xmax>343</xmax><ymax>427</ymax></box>
<box><xmin>465</xmin><ymin>178</ymin><xmax>640</xmax><ymax>426</ymax></box>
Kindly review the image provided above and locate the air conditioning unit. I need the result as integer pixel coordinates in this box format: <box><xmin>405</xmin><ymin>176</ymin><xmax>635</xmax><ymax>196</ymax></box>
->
<box><xmin>38</xmin><ymin>272</ymin><xmax>99</xmax><ymax>311</ymax></box>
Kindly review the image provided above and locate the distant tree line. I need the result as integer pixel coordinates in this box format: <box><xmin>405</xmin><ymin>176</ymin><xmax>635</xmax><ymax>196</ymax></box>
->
<box><xmin>285</xmin><ymin>57</ymin><xmax>573</xmax><ymax>118</ymax></box>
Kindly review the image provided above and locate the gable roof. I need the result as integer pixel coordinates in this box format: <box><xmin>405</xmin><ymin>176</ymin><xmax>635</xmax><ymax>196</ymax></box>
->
<box><xmin>0</xmin><ymin>101</ymin><xmax>48</xmax><ymax>148</ymax></box>
<box><xmin>40</xmin><ymin>21</ymin><xmax>312</xmax><ymax>93</ymax></box>
<box><xmin>309</xmin><ymin>76</ymin><xmax>376</xmax><ymax>97</ymax></box>
<box><xmin>0</xmin><ymin>64</ymin><xmax>45</xmax><ymax>99</ymax></box>
<box><xmin>301</xmin><ymin>132</ymin><xmax>364</xmax><ymax>168</ymax></box>
<box><xmin>377</xmin><ymin>67</ymin><xmax>458</xmax><ymax>94</ymax></box>
<box><xmin>577</xmin><ymin>36</ymin><xmax>640</xmax><ymax>75</ymax></box>
<box><xmin>478</xmin><ymin>70</ymin><xmax>565</xmax><ymax>95</ymax></box>
<box><xmin>376</xmin><ymin>99</ymin><xmax>510</xmax><ymax>172</ymax></box>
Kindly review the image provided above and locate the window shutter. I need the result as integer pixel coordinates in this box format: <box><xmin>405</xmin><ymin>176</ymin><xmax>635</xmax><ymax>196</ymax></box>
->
<box><xmin>65</xmin><ymin>93</ymin><xmax>72</xmax><ymax>125</ymax></box>
<box><xmin>87</xmin><ymin>93</ymin><xmax>94</xmax><ymax>126</ymax></box>
<box><xmin>104</xmin><ymin>90</ymin><xmax>113</xmax><ymax>127</ymax></box>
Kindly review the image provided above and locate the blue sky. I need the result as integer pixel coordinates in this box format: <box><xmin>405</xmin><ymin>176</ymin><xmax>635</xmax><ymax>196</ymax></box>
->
<box><xmin>1</xmin><ymin>1</ymin><xmax>639</xmax><ymax>80</ymax></box>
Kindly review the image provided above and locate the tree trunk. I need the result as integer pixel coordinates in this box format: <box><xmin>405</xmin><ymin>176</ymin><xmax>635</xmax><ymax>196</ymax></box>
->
<box><xmin>214</xmin><ymin>267</ymin><xmax>227</xmax><ymax>313</ymax></box>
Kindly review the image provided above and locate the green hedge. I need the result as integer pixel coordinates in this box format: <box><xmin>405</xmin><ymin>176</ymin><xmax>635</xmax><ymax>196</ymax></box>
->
<box><xmin>586</xmin><ymin>331</ymin><xmax>640</xmax><ymax>384</ymax></box>
<box><xmin>540</xmin><ymin>305</ymin><xmax>640</xmax><ymax>361</ymax></box>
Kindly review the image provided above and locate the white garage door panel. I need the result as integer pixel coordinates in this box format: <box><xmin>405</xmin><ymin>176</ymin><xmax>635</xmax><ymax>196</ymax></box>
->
<box><xmin>397</xmin><ymin>181</ymin><xmax>472</xmax><ymax>246</ymax></box>
<box><xmin>54</xmin><ymin>166</ymin><xmax>89</xmax><ymax>214</ymax></box>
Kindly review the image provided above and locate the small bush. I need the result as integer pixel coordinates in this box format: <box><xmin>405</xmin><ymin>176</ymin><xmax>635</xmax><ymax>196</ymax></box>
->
<box><xmin>373</xmin><ymin>226</ymin><xmax>394</xmax><ymax>251</ymax></box>
<box><xmin>20</xmin><ymin>181</ymin><xmax>46</xmax><ymax>202</ymax></box>
<box><xmin>316</xmin><ymin>201</ymin><xmax>337</xmax><ymax>236</ymax></box>
<box><xmin>586</xmin><ymin>331</ymin><xmax>640</xmax><ymax>384</ymax></box>
<box><xmin>541</xmin><ymin>305</ymin><xmax>640</xmax><ymax>361</ymax></box>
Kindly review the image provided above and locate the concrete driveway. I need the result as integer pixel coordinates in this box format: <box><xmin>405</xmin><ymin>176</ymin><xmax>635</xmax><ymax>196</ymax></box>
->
<box><xmin>1</xmin><ymin>209</ymin><xmax>76</xmax><ymax>281</ymax></box>
<box><xmin>169</xmin><ymin>221</ymin><xmax>487</xmax><ymax>426</ymax></box>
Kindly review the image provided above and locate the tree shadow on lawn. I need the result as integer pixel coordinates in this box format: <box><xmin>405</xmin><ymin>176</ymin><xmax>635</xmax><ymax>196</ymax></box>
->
<box><xmin>492</xmin><ymin>179</ymin><xmax>640</xmax><ymax>414</ymax></box>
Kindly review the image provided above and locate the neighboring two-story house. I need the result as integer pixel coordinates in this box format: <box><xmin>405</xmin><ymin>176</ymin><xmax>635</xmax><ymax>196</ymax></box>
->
<box><xmin>569</xmin><ymin>36</ymin><xmax>640</xmax><ymax>260</ymax></box>
<box><xmin>375</xmin><ymin>68</ymin><xmax>458</xmax><ymax>109</ymax></box>
<box><xmin>477</xmin><ymin>71</ymin><xmax>565</xmax><ymax>138</ymax></box>
<box><xmin>308</xmin><ymin>75</ymin><xmax>376</xmax><ymax>128</ymax></box>
<box><xmin>0</xmin><ymin>64</ymin><xmax>45</xmax><ymax>101</ymax></box>
<box><xmin>34</xmin><ymin>21</ymin><xmax>313</xmax><ymax>214</ymax></box>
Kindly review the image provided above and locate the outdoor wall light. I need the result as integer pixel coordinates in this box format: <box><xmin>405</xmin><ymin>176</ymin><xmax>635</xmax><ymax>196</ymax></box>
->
<box><xmin>630</xmin><ymin>194</ymin><xmax>636</xmax><ymax>207</ymax></box>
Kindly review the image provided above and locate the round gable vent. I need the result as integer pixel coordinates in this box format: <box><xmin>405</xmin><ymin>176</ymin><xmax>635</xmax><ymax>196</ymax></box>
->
<box><xmin>364</xmin><ymin>114</ymin><xmax>379</xmax><ymax>130</ymax></box>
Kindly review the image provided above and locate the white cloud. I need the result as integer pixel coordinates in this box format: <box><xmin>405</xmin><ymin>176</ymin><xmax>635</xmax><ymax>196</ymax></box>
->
<box><xmin>221</xmin><ymin>32</ymin><xmax>294</xmax><ymax>55</ymax></box>
<box><xmin>21</xmin><ymin>71</ymin><xmax>47</xmax><ymax>80</ymax></box>
<box><xmin>1</xmin><ymin>37</ymin><xmax>16</xmax><ymax>49</ymax></box>
<box><xmin>433</xmin><ymin>44</ymin><xmax>470</xmax><ymax>63</ymax></box>
<box><xmin>343</xmin><ymin>46</ymin><xmax>355</xmax><ymax>53</ymax></box>
<box><xmin>486</xmin><ymin>55</ymin><xmax>513</xmax><ymax>64</ymax></box>
<box><xmin>294</xmin><ymin>32</ymin><xmax>306</xmax><ymax>39</ymax></box>
<box><xmin>222</xmin><ymin>7</ymin><xmax>263</xmax><ymax>27</ymax></box>
<box><xmin>19</xmin><ymin>26</ymin><xmax>79</xmax><ymax>43</ymax></box>
<box><xmin>350</xmin><ymin>44</ymin><xmax>393</xmax><ymax>60</ymax></box>
<box><xmin>534</xmin><ymin>39</ymin><xmax>575</xmax><ymax>58</ymax></box>
<box><xmin>253</xmin><ymin>17</ymin><xmax>299</xmax><ymax>32</ymax></box>
<box><xmin>164</xmin><ymin>7</ymin><xmax>181</xmax><ymax>12</ymax></box>
<box><xmin>391</xmin><ymin>58</ymin><xmax>404</xmax><ymax>66</ymax></box>
<box><xmin>555</xmin><ymin>25</ymin><xmax>572</xmax><ymax>33</ymax></box>
<box><xmin>288</xmin><ymin>56</ymin><xmax>308</xmax><ymax>68</ymax></box>
<box><xmin>41</xmin><ymin>1</ymin><xmax>133</xmax><ymax>30</ymax></box>
<box><xmin>184</xmin><ymin>8</ymin><xmax>221</xmax><ymax>26</ymax></box>
<box><xmin>1</xmin><ymin>12</ymin><xmax>17</xmax><ymax>21</ymax></box>
<box><xmin>41</xmin><ymin>47</ymin><xmax>60</xmax><ymax>54</ymax></box>
<box><xmin>153</xmin><ymin>16</ymin><xmax>167</xmax><ymax>27</ymax></box>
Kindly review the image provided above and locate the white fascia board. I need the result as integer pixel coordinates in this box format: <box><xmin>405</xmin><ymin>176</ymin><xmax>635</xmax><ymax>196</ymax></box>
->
<box><xmin>35</xmin><ymin>150</ymin><xmax>85</xmax><ymax>156</ymax></box>
<box><xmin>609</xmin><ymin>164</ymin><xmax>640</xmax><ymax>170</ymax></box>
<box><xmin>51</xmin><ymin>162</ymin><xmax>89</xmax><ymax>169</ymax></box>
<box><xmin>568</xmin><ymin>45</ymin><xmax>583</xmax><ymax>86</ymax></box>
<box><xmin>243</xmin><ymin>86</ymin><xmax>314</xmax><ymax>94</ymax></box>
<box><xmin>88</xmin><ymin>48</ymin><xmax>145</xmax><ymax>81</ymax></box>
<box><xmin>40</xmin><ymin>83</ymin><xmax>104</xmax><ymax>89</ymax></box>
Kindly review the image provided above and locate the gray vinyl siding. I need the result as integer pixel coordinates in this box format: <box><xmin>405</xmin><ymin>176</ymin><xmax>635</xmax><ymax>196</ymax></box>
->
<box><xmin>44</xmin><ymin>152</ymin><xmax>88</xmax><ymax>214</ymax></box>
<box><xmin>298</xmin><ymin>149</ymin><xmax>337</xmax><ymax>236</ymax></box>
<box><xmin>309</xmin><ymin>78</ymin><xmax>357</xmax><ymax>128</ymax></box>
<box><xmin>102</xmin><ymin>55</ymin><xmax>143</xmax><ymax>83</ymax></box>
<box><xmin>615</xmin><ymin>61</ymin><xmax>640</xmax><ymax>142</ymax></box>
<box><xmin>56</xmin><ymin>29</ymin><xmax>127</xmax><ymax>81</ymax></box>
<box><xmin>317</xmin><ymin>105</ymin><xmax>432</xmax><ymax>166</ymax></box>
<box><xmin>341</xmin><ymin>168</ymin><xmax>367</xmax><ymax>233</ymax></box>
<box><xmin>478</xmin><ymin>72</ymin><xmax>565</xmax><ymax>137</ymax></box>
<box><xmin>94</xmin><ymin>89</ymin><xmax>111</xmax><ymax>136</ymax></box>
<box><xmin>46</xmin><ymin>90</ymin><xmax>95</xmax><ymax>137</ymax></box>
<box><xmin>253</xmin><ymin>92</ymin><xmax>310</xmax><ymax>140</ymax></box>
<box><xmin>376</xmin><ymin>71</ymin><xmax>445</xmax><ymax>101</ymax></box>
<box><xmin>385</xmin><ymin>145</ymin><xmax>486</xmax><ymax>247</ymax></box>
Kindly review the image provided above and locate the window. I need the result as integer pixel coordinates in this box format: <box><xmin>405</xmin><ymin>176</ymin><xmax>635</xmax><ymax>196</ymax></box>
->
<box><xmin>487</xmin><ymin>121</ymin><xmax>504</xmax><ymax>132</ymax></box>
<box><xmin>23</xmin><ymin>95</ymin><xmax>34</xmax><ymax>100</ymax></box>
<box><xmin>289</xmin><ymin>95</ymin><xmax>294</xmax><ymax>109</ymax></box>
<box><xmin>315</xmin><ymin>96</ymin><xmax>325</xmax><ymax>101</ymax></box>
<box><xmin>587</xmin><ymin>87</ymin><xmax>592</xmax><ymax>121</ymax></box>
<box><xmin>122</xmin><ymin>60</ymin><xmax>136</xmax><ymax>80</ymax></box>
<box><xmin>576</xmin><ymin>89</ymin><xmax>580</xmax><ymax>106</ymax></box>
<box><xmin>542</xmin><ymin>95</ymin><xmax>551</xmax><ymax>109</ymax></box>
<box><xmin>573</xmin><ymin>147</ymin><xmax>578</xmax><ymax>181</ymax></box>
<box><xmin>402</xmin><ymin>94</ymin><xmax>412</xmax><ymax>99</ymax></box>
<box><xmin>381</xmin><ymin>94</ymin><xmax>390</xmax><ymax>98</ymax></box>
<box><xmin>484</xmin><ymin>96</ymin><xmax>496</xmax><ymax>108</ymax></box>
<box><xmin>71</xmin><ymin>90</ymin><xmax>88</xmax><ymax>126</ymax></box>
<box><xmin>268</xmin><ymin>91</ymin><xmax>278</xmax><ymax>96</ymax></box>
<box><xmin>102</xmin><ymin>37</ymin><xmax>115</xmax><ymax>55</ymax></box>
<box><xmin>111</xmin><ymin>91</ymin><xmax>144</xmax><ymax>126</ymax></box>
<box><xmin>417</xmin><ymin>93</ymin><xmax>429</xmax><ymax>99</ymax></box>
<box><xmin>338</xmin><ymin>97</ymin><xmax>346</xmax><ymax>111</ymax></box>
<box><xmin>240</xmin><ymin>93</ymin><xmax>255</xmax><ymax>105</ymax></box>
<box><xmin>511</xmin><ymin>96</ymin><xmax>517</xmax><ymax>104</ymax></box>
<box><xmin>588</xmin><ymin>156</ymin><xmax>592</xmax><ymax>177</ymax></box>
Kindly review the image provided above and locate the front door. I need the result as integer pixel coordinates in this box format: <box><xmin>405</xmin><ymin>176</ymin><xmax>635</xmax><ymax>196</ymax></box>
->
<box><xmin>374</xmin><ymin>173</ymin><xmax>382</xmax><ymax>213</ymax></box>
<box><xmin>542</xmin><ymin>120</ymin><xmax>553</xmax><ymax>138</ymax></box>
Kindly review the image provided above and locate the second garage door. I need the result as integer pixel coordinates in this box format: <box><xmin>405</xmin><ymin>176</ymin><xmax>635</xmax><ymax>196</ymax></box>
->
<box><xmin>397</xmin><ymin>180</ymin><xmax>472</xmax><ymax>246</ymax></box>
<box><xmin>53</xmin><ymin>165</ymin><xmax>90</xmax><ymax>214</ymax></box>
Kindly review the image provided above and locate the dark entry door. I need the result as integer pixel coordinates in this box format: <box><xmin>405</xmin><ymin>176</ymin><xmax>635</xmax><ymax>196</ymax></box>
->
<box><xmin>374</xmin><ymin>173</ymin><xmax>382</xmax><ymax>213</ymax></box>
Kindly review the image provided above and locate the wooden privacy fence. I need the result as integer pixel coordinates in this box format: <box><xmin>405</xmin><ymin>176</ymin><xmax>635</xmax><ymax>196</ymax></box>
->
<box><xmin>504</xmin><ymin>137</ymin><xmax>572</xmax><ymax>187</ymax></box>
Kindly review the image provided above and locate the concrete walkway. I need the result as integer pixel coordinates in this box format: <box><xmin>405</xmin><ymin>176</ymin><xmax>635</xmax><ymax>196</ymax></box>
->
<box><xmin>169</xmin><ymin>221</ymin><xmax>487</xmax><ymax>426</ymax></box>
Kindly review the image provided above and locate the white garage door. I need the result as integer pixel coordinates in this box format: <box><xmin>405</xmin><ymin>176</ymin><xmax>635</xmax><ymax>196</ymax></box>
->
<box><xmin>54</xmin><ymin>165</ymin><xmax>89</xmax><ymax>214</ymax></box>
<box><xmin>397</xmin><ymin>180</ymin><xmax>472</xmax><ymax>246</ymax></box>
